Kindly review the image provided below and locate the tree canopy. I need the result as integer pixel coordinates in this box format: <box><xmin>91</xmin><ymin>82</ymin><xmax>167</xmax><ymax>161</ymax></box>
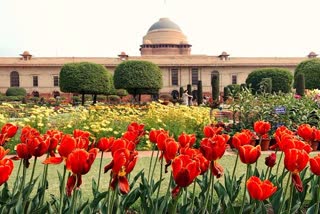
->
<box><xmin>246</xmin><ymin>68</ymin><xmax>293</xmax><ymax>93</ymax></box>
<box><xmin>294</xmin><ymin>58</ymin><xmax>320</xmax><ymax>89</ymax></box>
<box><xmin>113</xmin><ymin>60</ymin><xmax>163</xmax><ymax>98</ymax></box>
<box><xmin>60</xmin><ymin>62</ymin><xmax>113</xmax><ymax>104</ymax></box>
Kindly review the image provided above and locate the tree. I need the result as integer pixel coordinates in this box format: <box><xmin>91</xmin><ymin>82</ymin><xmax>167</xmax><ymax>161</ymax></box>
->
<box><xmin>113</xmin><ymin>60</ymin><xmax>163</xmax><ymax>102</ymax></box>
<box><xmin>246</xmin><ymin>68</ymin><xmax>293</xmax><ymax>94</ymax></box>
<box><xmin>60</xmin><ymin>62</ymin><xmax>113</xmax><ymax>105</ymax></box>
<box><xmin>197</xmin><ymin>80</ymin><xmax>203</xmax><ymax>105</ymax></box>
<box><xmin>296</xmin><ymin>73</ymin><xmax>305</xmax><ymax>96</ymax></box>
<box><xmin>294</xmin><ymin>58</ymin><xmax>320</xmax><ymax>89</ymax></box>
<box><xmin>211</xmin><ymin>73</ymin><xmax>219</xmax><ymax>101</ymax></box>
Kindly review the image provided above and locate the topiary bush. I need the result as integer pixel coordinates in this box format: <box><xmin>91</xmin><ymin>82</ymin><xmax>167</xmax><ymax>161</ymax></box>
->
<box><xmin>246</xmin><ymin>68</ymin><xmax>293</xmax><ymax>94</ymax></box>
<box><xmin>211</xmin><ymin>73</ymin><xmax>219</xmax><ymax>101</ymax></box>
<box><xmin>296</xmin><ymin>73</ymin><xmax>305</xmax><ymax>96</ymax></box>
<box><xmin>294</xmin><ymin>58</ymin><xmax>320</xmax><ymax>89</ymax></box>
<box><xmin>5</xmin><ymin>87</ymin><xmax>27</xmax><ymax>96</ymax></box>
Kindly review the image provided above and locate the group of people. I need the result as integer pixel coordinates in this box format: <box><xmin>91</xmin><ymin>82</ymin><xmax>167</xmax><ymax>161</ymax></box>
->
<box><xmin>182</xmin><ymin>90</ymin><xmax>211</xmax><ymax>106</ymax></box>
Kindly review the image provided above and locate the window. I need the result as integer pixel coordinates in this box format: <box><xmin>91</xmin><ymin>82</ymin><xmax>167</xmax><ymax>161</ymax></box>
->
<box><xmin>231</xmin><ymin>74</ymin><xmax>237</xmax><ymax>84</ymax></box>
<box><xmin>53</xmin><ymin>76</ymin><xmax>59</xmax><ymax>87</ymax></box>
<box><xmin>33</xmin><ymin>76</ymin><xmax>38</xmax><ymax>87</ymax></box>
<box><xmin>191</xmin><ymin>68</ymin><xmax>199</xmax><ymax>85</ymax></box>
<box><xmin>10</xmin><ymin>71</ymin><xmax>20</xmax><ymax>87</ymax></box>
<box><xmin>171</xmin><ymin>68</ymin><xmax>178</xmax><ymax>86</ymax></box>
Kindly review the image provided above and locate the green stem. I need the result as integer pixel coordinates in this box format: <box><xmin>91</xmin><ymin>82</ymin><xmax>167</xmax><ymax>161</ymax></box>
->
<box><xmin>19</xmin><ymin>161</ymin><xmax>27</xmax><ymax>199</ymax></box>
<box><xmin>249</xmin><ymin>200</ymin><xmax>256</xmax><ymax>214</ymax></box>
<box><xmin>147</xmin><ymin>144</ymin><xmax>155</xmax><ymax>183</ymax></box>
<box><xmin>190</xmin><ymin>179</ymin><xmax>197</xmax><ymax>212</ymax></box>
<box><xmin>210</xmin><ymin>174</ymin><xmax>215</xmax><ymax>213</ymax></box>
<box><xmin>202</xmin><ymin>162</ymin><xmax>213</xmax><ymax>214</ymax></box>
<box><xmin>70</xmin><ymin>176</ymin><xmax>78</xmax><ymax>214</ymax></box>
<box><xmin>231</xmin><ymin>153</ymin><xmax>239</xmax><ymax>182</ymax></box>
<box><xmin>265</xmin><ymin>167</ymin><xmax>270</xmax><ymax>180</ymax></box>
<box><xmin>183</xmin><ymin>187</ymin><xmax>188</xmax><ymax>207</ymax></box>
<box><xmin>287</xmin><ymin>177</ymin><xmax>294</xmax><ymax>213</ymax></box>
<box><xmin>40</xmin><ymin>153</ymin><xmax>50</xmax><ymax>206</ymax></box>
<box><xmin>279</xmin><ymin>172</ymin><xmax>291</xmax><ymax>214</ymax></box>
<box><xmin>155</xmin><ymin>156</ymin><xmax>164</xmax><ymax>211</ymax></box>
<box><xmin>150</xmin><ymin>150</ymin><xmax>160</xmax><ymax>185</ymax></box>
<box><xmin>97</xmin><ymin>151</ymin><xmax>104</xmax><ymax>191</ymax></box>
<box><xmin>12</xmin><ymin>159</ymin><xmax>22</xmax><ymax>194</ymax></box>
<box><xmin>108</xmin><ymin>187</ymin><xmax>117</xmax><ymax>214</ymax></box>
<box><xmin>29</xmin><ymin>157</ymin><xmax>38</xmax><ymax>184</ymax></box>
<box><xmin>239</xmin><ymin>164</ymin><xmax>251</xmax><ymax>214</ymax></box>
<box><xmin>275</xmin><ymin>151</ymin><xmax>283</xmax><ymax>185</ymax></box>
<box><xmin>315</xmin><ymin>176</ymin><xmax>320</xmax><ymax>214</ymax></box>
<box><xmin>59</xmin><ymin>166</ymin><xmax>67</xmax><ymax>214</ymax></box>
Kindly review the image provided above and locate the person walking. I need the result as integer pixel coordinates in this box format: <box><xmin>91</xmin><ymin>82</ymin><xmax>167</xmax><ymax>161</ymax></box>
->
<box><xmin>182</xmin><ymin>90</ymin><xmax>193</xmax><ymax>106</ymax></box>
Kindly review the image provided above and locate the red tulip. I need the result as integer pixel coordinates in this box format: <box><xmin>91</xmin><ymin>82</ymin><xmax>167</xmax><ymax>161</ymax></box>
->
<box><xmin>45</xmin><ymin>130</ymin><xmax>63</xmax><ymax>157</ymax></box>
<box><xmin>27</xmin><ymin>135</ymin><xmax>50</xmax><ymax>157</ymax></box>
<box><xmin>265</xmin><ymin>153</ymin><xmax>276</xmax><ymax>168</ymax></box>
<box><xmin>149</xmin><ymin>129</ymin><xmax>168</xmax><ymax>144</ymax></box>
<box><xmin>181</xmin><ymin>148</ymin><xmax>209</xmax><ymax>175</ymax></box>
<box><xmin>246</xmin><ymin>176</ymin><xmax>277</xmax><ymax>201</ymax></box>
<box><xmin>171</xmin><ymin>155</ymin><xmax>201</xmax><ymax>197</ymax></box>
<box><xmin>238</xmin><ymin>145</ymin><xmax>261</xmax><ymax>164</ymax></box>
<box><xmin>203</xmin><ymin>125</ymin><xmax>223</xmax><ymax>138</ymax></box>
<box><xmin>20</xmin><ymin>126</ymin><xmax>40</xmax><ymax>144</ymax></box>
<box><xmin>178</xmin><ymin>132</ymin><xmax>196</xmax><ymax>148</ymax></box>
<box><xmin>65</xmin><ymin>148</ymin><xmax>98</xmax><ymax>196</ymax></box>
<box><xmin>105</xmin><ymin>147</ymin><xmax>138</xmax><ymax>194</ymax></box>
<box><xmin>297</xmin><ymin>124</ymin><xmax>315</xmax><ymax>142</ymax></box>
<box><xmin>200</xmin><ymin>134</ymin><xmax>228</xmax><ymax>161</ymax></box>
<box><xmin>0</xmin><ymin>158</ymin><xmax>14</xmax><ymax>186</ymax></box>
<box><xmin>254</xmin><ymin>121</ymin><xmax>271</xmax><ymax>136</ymax></box>
<box><xmin>1</xmin><ymin>123</ymin><xmax>18</xmax><ymax>140</ymax></box>
<box><xmin>310</xmin><ymin>154</ymin><xmax>320</xmax><ymax>176</ymax></box>
<box><xmin>97</xmin><ymin>137</ymin><xmax>114</xmax><ymax>152</ymax></box>
<box><xmin>284</xmin><ymin>148</ymin><xmax>309</xmax><ymax>192</ymax></box>
<box><xmin>66</xmin><ymin>148</ymin><xmax>98</xmax><ymax>175</ymax></box>
<box><xmin>232</xmin><ymin>131</ymin><xmax>252</xmax><ymax>149</ymax></box>
<box><xmin>211</xmin><ymin>161</ymin><xmax>224</xmax><ymax>178</ymax></box>
<box><xmin>43</xmin><ymin>134</ymin><xmax>76</xmax><ymax>165</ymax></box>
<box><xmin>0</xmin><ymin>146</ymin><xmax>10</xmax><ymax>160</ymax></box>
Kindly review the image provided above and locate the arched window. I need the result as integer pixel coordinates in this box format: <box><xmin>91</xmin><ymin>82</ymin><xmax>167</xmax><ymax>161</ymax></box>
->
<box><xmin>10</xmin><ymin>71</ymin><xmax>20</xmax><ymax>87</ymax></box>
<box><xmin>211</xmin><ymin>70</ymin><xmax>219</xmax><ymax>79</ymax></box>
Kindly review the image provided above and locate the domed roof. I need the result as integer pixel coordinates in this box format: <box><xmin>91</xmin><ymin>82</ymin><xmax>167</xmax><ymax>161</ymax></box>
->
<box><xmin>142</xmin><ymin>18</ymin><xmax>189</xmax><ymax>45</ymax></box>
<box><xmin>148</xmin><ymin>18</ymin><xmax>181</xmax><ymax>32</ymax></box>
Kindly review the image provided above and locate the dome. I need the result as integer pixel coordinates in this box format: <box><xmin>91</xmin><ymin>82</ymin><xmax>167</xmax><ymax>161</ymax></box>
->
<box><xmin>142</xmin><ymin>18</ymin><xmax>189</xmax><ymax>45</ymax></box>
<box><xmin>21</xmin><ymin>51</ymin><xmax>31</xmax><ymax>56</ymax></box>
<box><xmin>148</xmin><ymin>18</ymin><xmax>181</xmax><ymax>32</ymax></box>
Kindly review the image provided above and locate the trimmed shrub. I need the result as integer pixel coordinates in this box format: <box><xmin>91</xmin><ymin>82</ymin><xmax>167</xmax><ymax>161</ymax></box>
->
<box><xmin>114</xmin><ymin>60</ymin><xmax>163</xmax><ymax>101</ymax></box>
<box><xmin>246</xmin><ymin>68</ymin><xmax>293</xmax><ymax>93</ymax></box>
<box><xmin>211</xmin><ymin>73</ymin><xmax>219</xmax><ymax>101</ymax></box>
<box><xmin>226</xmin><ymin>84</ymin><xmax>241</xmax><ymax>97</ymax></box>
<box><xmin>296</xmin><ymin>73</ymin><xmax>305</xmax><ymax>96</ymax></box>
<box><xmin>258</xmin><ymin>78</ymin><xmax>272</xmax><ymax>94</ymax></box>
<box><xmin>197</xmin><ymin>80</ymin><xmax>203</xmax><ymax>105</ymax></box>
<box><xmin>179</xmin><ymin>87</ymin><xmax>184</xmax><ymax>98</ymax></box>
<box><xmin>294</xmin><ymin>58</ymin><xmax>320</xmax><ymax>89</ymax></box>
<box><xmin>5</xmin><ymin>87</ymin><xmax>27</xmax><ymax>96</ymax></box>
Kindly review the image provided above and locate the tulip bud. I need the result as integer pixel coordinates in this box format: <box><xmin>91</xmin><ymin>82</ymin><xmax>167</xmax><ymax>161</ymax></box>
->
<box><xmin>265</xmin><ymin>153</ymin><xmax>276</xmax><ymax>168</ymax></box>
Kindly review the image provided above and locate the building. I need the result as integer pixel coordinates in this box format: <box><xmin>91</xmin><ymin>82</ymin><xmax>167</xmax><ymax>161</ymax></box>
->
<box><xmin>0</xmin><ymin>18</ymin><xmax>317</xmax><ymax>99</ymax></box>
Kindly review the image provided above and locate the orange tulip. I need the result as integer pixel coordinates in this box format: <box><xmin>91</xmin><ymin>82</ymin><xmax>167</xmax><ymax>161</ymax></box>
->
<box><xmin>239</xmin><ymin>145</ymin><xmax>261</xmax><ymax>164</ymax></box>
<box><xmin>254</xmin><ymin>121</ymin><xmax>271</xmax><ymax>136</ymax></box>
<box><xmin>246</xmin><ymin>176</ymin><xmax>277</xmax><ymax>201</ymax></box>
<box><xmin>310</xmin><ymin>154</ymin><xmax>320</xmax><ymax>176</ymax></box>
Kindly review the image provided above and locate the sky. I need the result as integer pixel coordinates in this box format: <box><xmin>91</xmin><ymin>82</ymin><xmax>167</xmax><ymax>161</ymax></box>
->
<box><xmin>0</xmin><ymin>0</ymin><xmax>319</xmax><ymax>58</ymax></box>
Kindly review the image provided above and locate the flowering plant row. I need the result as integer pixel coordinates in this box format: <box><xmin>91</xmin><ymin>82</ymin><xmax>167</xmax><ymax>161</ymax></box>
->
<box><xmin>0</xmin><ymin>120</ymin><xmax>320</xmax><ymax>213</ymax></box>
